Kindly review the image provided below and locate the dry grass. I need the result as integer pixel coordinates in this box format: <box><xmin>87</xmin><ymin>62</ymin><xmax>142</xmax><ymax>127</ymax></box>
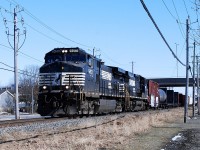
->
<box><xmin>0</xmin><ymin>108</ymin><xmax>184</xmax><ymax>150</ymax></box>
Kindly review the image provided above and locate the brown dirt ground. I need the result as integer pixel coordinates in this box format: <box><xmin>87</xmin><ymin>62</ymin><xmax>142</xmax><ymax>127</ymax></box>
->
<box><xmin>0</xmin><ymin>107</ymin><xmax>186</xmax><ymax>150</ymax></box>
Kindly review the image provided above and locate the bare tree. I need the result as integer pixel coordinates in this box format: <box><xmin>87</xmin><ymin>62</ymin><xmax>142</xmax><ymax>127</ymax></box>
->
<box><xmin>19</xmin><ymin>65</ymin><xmax>39</xmax><ymax>112</ymax></box>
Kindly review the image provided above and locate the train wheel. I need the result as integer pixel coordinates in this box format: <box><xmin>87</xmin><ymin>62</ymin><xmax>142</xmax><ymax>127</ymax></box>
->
<box><xmin>63</xmin><ymin>104</ymin><xmax>77</xmax><ymax>115</ymax></box>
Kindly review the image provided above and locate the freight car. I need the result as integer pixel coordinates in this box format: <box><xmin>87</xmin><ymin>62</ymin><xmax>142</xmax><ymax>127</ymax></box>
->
<box><xmin>37</xmin><ymin>47</ymin><xmax>149</xmax><ymax>116</ymax></box>
<box><xmin>159</xmin><ymin>88</ymin><xmax>168</xmax><ymax>108</ymax></box>
<box><xmin>148</xmin><ymin>80</ymin><xmax>159</xmax><ymax>108</ymax></box>
<box><xmin>174</xmin><ymin>92</ymin><xmax>179</xmax><ymax>107</ymax></box>
<box><xmin>158</xmin><ymin>88</ymin><xmax>167</xmax><ymax>108</ymax></box>
<box><xmin>179</xmin><ymin>93</ymin><xmax>185</xmax><ymax>107</ymax></box>
<box><xmin>166</xmin><ymin>90</ymin><xmax>175</xmax><ymax>107</ymax></box>
<box><xmin>159</xmin><ymin>88</ymin><xmax>176</xmax><ymax>108</ymax></box>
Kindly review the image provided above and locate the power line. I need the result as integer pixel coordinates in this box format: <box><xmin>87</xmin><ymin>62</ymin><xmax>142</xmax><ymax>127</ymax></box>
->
<box><xmin>0</xmin><ymin>67</ymin><xmax>13</xmax><ymax>72</ymax></box>
<box><xmin>18</xmin><ymin>70</ymin><xmax>39</xmax><ymax>78</ymax></box>
<box><xmin>0</xmin><ymin>43</ymin><xmax>12</xmax><ymax>49</ymax></box>
<box><xmin>100</xmin><ymin>50</ymin><xmax>129</xmax><ymax>66</ymax></box>
<box><xmin>8</xmin><ymin>0</ymin><xmax>94</xmax><ymax>49</ymax></box>
<box><xmin>0</xmin><ymin>60</ymin><xmax>39</xmax><ymax>78</ymax></box>
<box><xmin>161</xmin><ymin>0</ymin><xmax>186</xmax><ymax>39</ymax></box>
<box><xmin>161</xmin><ymin>0</ymin><xmax>177</xmax><ymax>20</ymax></box>
<box><xmin>172</xmin><ymin>0</ymin><xmax>186</xmax><ymax>38</ymax></box>
<box><xmin>0</xmin><ymin>67</ymin><xmax>39</xmax><ymax>78</ymax></box>
<box><xmin>23</xmin><ymin>10</ymin><xmax>93</xmax><ymax>49</ymax></box>
<box><xmin>194</xmin><ymin>0</ymin><xmax>200</xmax><ymax>29</ymax></box>
<box><xmin>4</xmin><ymin>0</ymin><xmax>128</xmax><ymax>68</ymax></box>
<box><xmin>4</xmin><ymin>0</ymin><xmax>159</xmax><ymax>71</ymax></box>
<box><xmin>140</xmin><ymin>0</ymin><xmax>186</xmax><ymax>67</ymax></box>
<box><xmin>171</xmin><ymin>0</ymin><xmax>184</xmax><ymax>28</ymax></box>
<box><xmin>0</xmin><ymin>61</ymin><xmax>13</xmax><ymax>69</ymax></box>
<box><xmin>5</xmin><ymin>0</ymin><xmax>94</xmax><ymax>50</ymax></box>
<box><xmin>0</xmin><ymin>7</ymin><xmax>44</xmax><ymax>64</ymax></box>
<box><xmin>0</xmin><ymin>43</ymin><xmax>43</xmax><ymax>63</ymax></box>
<box><xmin>18</xmin><ymin>51</ymin><xmax>43</xmax><ymax>63</ymax></box>
<box><xmin>25</xmin><ymin>23</ymin><xmax>71</xmax><ymax>47</ymax></box>
<box><xmin>182</xmin><ymin>0</ymin><xmax>189</xmax><ymax>16</ymax></box>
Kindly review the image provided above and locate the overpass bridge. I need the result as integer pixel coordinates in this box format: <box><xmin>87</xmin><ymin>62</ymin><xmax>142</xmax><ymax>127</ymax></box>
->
<box><xmin>149</xmin><ymin>78</ymin><xmax>196</xmax><ymax>87</ymax></box>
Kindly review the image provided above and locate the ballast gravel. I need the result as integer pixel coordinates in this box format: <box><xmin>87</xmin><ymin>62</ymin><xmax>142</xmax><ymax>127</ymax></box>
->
<box><xmin>0</xmin><ymin>114</ymin><xmax>125</xmax><ymax>136</ymax></box>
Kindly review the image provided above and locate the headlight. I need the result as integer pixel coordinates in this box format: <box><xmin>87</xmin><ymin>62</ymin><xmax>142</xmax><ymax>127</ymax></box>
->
<box><xmin>43</xmin><ymin>86</ymin><xmax>47</xmax><ymax>90</ymax></box>
<box><xmin>65</xmin><ymin>85</ymin><xmax>69</xmax><ymax>89</ymax></box>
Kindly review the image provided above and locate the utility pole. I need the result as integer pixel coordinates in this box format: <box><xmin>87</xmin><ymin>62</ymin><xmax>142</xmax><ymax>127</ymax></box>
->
<box><xmin>192</xmin><ymin>41</ymin><xmax>195</xmax><ymax>117</ymax></box>
<box><xmin>31</xmin><ymin>85</ymin><xmax>34</xmax><ymax>114</ymax></box>
<box><xmin>184</xmin><ymin>18</ymin><xmax>189</xmax><ymax>123</ymax></box>
<box><xmin>197</xmin><ymin>56</ymin><xmax>200</xmax><ymax>115</ymax></box>
<box><xmin>14</xmin><ymin>8</ymin><xmax>19</xmax><ymax>119</ymax></box>
<box><xmin>199</xmin><ymin>83</ymin><xmax>200</xmax><ymax>115</ymax></box>
<box><xmin>3</xmin><ymin>6</ymin><xmax>26</xmax><ymax>119</ymax></box>
<box><xmin>175</xmin><ymin>43</ymin><xmax>179</xmax><ymax>77</ymax></box>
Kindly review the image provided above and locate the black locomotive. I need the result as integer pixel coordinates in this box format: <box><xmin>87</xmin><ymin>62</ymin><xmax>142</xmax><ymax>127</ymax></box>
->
<box><xmin>37</xmin><ymin>47</ymin><xmax>149</xmax><ymax>116</ymax></box>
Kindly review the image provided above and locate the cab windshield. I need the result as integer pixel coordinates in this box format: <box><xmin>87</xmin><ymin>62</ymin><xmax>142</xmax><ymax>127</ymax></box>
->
<box><xmin>65</xmin><ymin>53</ymin><xmax>86</xmax><ymax>62</ymax></box>
<box><xmin>45</xmin><ymin>55</ymin><xmax>62</xmax><ymax>63</ymax></box>
<box><xmin>45</xmin><ymin>53</ymin><xmax>86</xmax><ymax>63</ymax></box>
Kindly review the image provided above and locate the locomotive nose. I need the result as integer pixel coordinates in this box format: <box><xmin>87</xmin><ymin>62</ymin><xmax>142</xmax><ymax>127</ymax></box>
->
<box><xmin>39</xmin><ymin>61</ymin><xmax>85</xmax><ymax>90</ymax></box>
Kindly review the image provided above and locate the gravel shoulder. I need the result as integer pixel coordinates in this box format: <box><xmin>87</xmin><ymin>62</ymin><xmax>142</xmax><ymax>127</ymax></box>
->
<box><xmin>0</xmin><ymin>108</ymin><xmax>189</xmax><ymax>150</ymax></box>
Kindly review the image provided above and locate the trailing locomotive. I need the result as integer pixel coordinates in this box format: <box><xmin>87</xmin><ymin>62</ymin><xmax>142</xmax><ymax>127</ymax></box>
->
<box><xmin>37</xmin><ymin>47</ymin><xmax>149</xmax><ymax>116</ymax></box>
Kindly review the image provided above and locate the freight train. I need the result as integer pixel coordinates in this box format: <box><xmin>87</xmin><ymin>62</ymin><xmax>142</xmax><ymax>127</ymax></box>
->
<box><xmin>37</xmin><ymin>47</ymin><xmax>184</xmax><ymax>117</ymax></box>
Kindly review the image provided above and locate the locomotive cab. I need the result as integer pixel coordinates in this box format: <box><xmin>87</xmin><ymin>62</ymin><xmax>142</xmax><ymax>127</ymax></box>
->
<box><xmin>38</xmin><ymin>47</ymin><xmax>101</xmax><ymax>116</ymax></box>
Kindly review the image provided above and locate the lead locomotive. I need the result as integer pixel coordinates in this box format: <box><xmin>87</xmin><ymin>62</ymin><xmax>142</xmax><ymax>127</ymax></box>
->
<box><xmin>37</xmin><ymin>47</ymin><xmax>148</xmax><ymax>116</ymax></box>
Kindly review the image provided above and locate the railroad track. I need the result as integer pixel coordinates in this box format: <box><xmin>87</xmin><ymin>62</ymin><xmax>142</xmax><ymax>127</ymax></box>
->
<box><xmin>0</xmin><ymin>108</ymin><xmax>173</xmax><ymax>128</ymax></box>
<box><xmin>0</xmin><ymin>117</ymin><xmax>67</xmax><ymax>128</ymax></box>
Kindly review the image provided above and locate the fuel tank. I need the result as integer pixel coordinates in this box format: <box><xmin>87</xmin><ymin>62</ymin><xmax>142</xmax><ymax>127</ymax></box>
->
<box><xmin>97</xmin><ymin>99</ymin><xmax>116</xmax><ymax>113</ymax></box>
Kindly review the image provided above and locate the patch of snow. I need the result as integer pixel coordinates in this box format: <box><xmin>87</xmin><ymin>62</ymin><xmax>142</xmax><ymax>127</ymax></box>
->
<box><xmin>0</xmin><ymin>113</ymin><xmax>42</xmax><ymax>120</ymax></box>
<box><xmin>0</xmin><ymin>112</ymin><xmax>10</xmax><ymax>115</ymax></box>
<box><xmin>172</xmin><ymin>133</ymin><xmax>182</xmax><ymax>141</ymax></box>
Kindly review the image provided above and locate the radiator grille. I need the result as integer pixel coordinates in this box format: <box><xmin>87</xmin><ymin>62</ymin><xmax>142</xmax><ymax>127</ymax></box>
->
<box><xmin>62</xmin><ymin>72</ymin><xmax>85</xmax><ymax>86</ymax></box>
<box><xmin>39</xmin><ymin>72</ymin><xmax>85</xmax><ymax>86</ymax></box>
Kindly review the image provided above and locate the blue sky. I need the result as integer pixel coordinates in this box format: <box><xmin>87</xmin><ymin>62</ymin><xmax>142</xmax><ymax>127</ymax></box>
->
<box><xmin>0</xmin><ymin>0</ymin><xmax>198</xmax><ymax>95</ymax></box>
